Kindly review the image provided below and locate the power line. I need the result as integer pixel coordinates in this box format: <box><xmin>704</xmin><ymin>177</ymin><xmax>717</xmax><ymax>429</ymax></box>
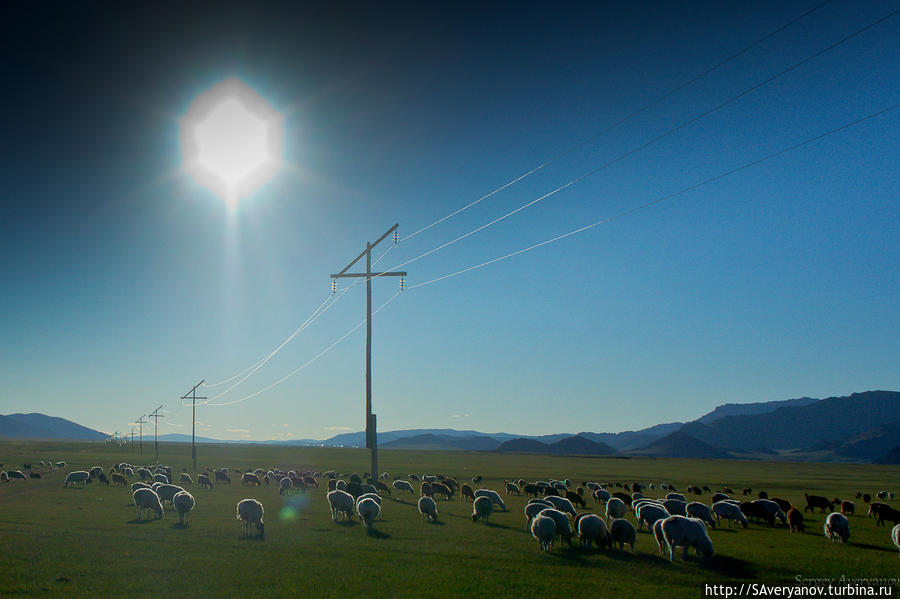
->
<box><xmin>399</xmin><ymin>0</ymin><xmax>835</xmax><ymax>243</ymax></box>
<box><xmin>380</xmin><ymin>7</ymin><xmax>899</xmax><ymax>278</ymax></box>
<box><xmin>409</xmin><ymin>102</ymin><xmax>899</xmax><ymax>290</ymax></box>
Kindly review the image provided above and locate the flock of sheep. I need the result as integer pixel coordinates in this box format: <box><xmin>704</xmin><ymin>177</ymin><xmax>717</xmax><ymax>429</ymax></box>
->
<box><xmin>7</xmin><ymin>459</ymin><xmax>899</xmax><ymax>562</ymax></box>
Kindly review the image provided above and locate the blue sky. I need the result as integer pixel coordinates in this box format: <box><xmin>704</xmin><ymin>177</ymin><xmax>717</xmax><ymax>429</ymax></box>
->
<box><xmin>1</xmin><ymin>1</ymin><xmax>898</xmax><ymax>441</ymax></box>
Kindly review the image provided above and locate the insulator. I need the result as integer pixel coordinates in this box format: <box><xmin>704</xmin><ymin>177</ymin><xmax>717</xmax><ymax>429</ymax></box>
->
<box><xmin>399</xmin><ymin>277</ymin><xmax>405</xmax><ymax>292</ymax></box>
<box><xmin>393</xmin><ymin>231</ymin><xmax>399</xmax><ymax>245</ymax></box>
<box><xmin>331</xmin><ymin>280</ymin><xmax>337</xmax><ymax>294</ymax></box>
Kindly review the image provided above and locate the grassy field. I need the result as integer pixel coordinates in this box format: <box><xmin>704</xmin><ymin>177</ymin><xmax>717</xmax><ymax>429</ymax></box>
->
<box><xmin>0</xmin><ymin>439</ymin><xmax>897</xmax><ymax>598</ymax></box>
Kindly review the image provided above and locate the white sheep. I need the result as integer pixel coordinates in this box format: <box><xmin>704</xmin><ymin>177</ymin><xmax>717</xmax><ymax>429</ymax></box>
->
<box><xmin>686</xmin><ymin>502</ymin><xmax>716</xmax><ymax>528</ymax></box>
<box><xmin>586</xmin><ymin>482</ymin><xmax>601</xmax><ymax>491</ymax></box>
<box><xmin>609</xmin><ymin>518</ymin><xmax>636</xmax><ymax>551</ymax></box>
<box><xmin>131</xmin><ymin>482</ymin><xmax>151</xmax><ymax>493</ymax></box>
<box><xmin>543</xmin><ymin>495</ymin><xmax>576</xmax><ymax>518</ymax></box>
<box><xmin>666</xmin><ymin>492</ymin><xmax>687</xmax><ymax>502</ymax></box>
<box><xmin>64</xmin><ymin>471</ymin><xmax>91</xmax><ymax>488</ymax></box>
<box><xmin>180</xmin><ymin>473</ymin><xmax>192</xmax><ymax>485</ymax></box>
<box><xmin>237</xmin><ymin>498</ymin><xmax>264</xmax><ymax>539</ymax></box>
<box><xmin>279</xmin><ymin>477</ymin><xmax>293</xmax><ymax>496</ymax></box>
<box><xmin>712</xmin><ymin>501</ymin><xmax>748</xmax><ymax>528</ymax></box>
<box><xmin>605</xmin><ymin>497</ymin><xmax>627</xmax><ymax>521</ymax></box>
<box><xmin>525</xmin><ymin>501</ymin><xmax>553</xmax><ymax>527</ymax></box>
<box><xmin>539</xmin><ymin>508</ymin><xmax>574</xmax><ymax>545</ymax></box>
<box><xmin>472</xmin><ymin>496</ymin><xmax>494</xmax><ymax>524</ymax></box>
<box><xmin>357</xmin><ymin>497</ymin><xmax>381</xmax><ymax>529</ymax></box>
<box><xmin>133</xmin><ymin>488</ymin><xmax>164</xmax><ymax>520</ymax></box>
<box><xmin>335</xmin><ymin>479</ymin><xmax>348</xmax><ymax>491</ymax></box>
<box><xmin>358</xmin><ymin>492</ymin><xmax>382</xmax><ymax>506</ymax></box>
<box><xmin>663</xmin><ymin>499</ymin><xmax>687</xmax><ymax>516</ymax></box>
<box><xmin>824</xmin><ymin>512</ymin><xmax>850</xmax><ymax>543</ymax></box>
<box><xmin>327</xmin><ymin>490</ymin><xmax>355</xmax><ymax>522</ymax></box>
<box><xmin>593</xmin><ymin>489</ymin><xmax>611</xmax><ymax>503</ymax></box>
<box><xmin>637</xmin><ymin>503</ymin><xmax>670</xmax><ymax>531</ymax></box>
<box><xmin>653</xmin><ymin>519</ymin><xmax>668</xmax><ymax>555</ymax></box>
<box><xmin>173</xmin><ymin>490</ymin><xmax>195</xmax><ymax>525</ymax></box>
<box><xmin>418</xmin><ymin>496</ymin><xmax>438</xmax><ymax>521</ymax></box>
<box><xmin>155</xmin><ymin>484</ymin><xmax>185</xmax><ymax>506</ymax></box>
<box><xmin>153</xmin><ymin>473</ymin><xmax>169</xmax><ymax>484</ymax></box>
<box><xmin>753</xmin><ymin>499</ymin><xmax>786</xmax><ymax>525</ymax></box>
<box><xmin>577</xmin><ymin>513</ymin><xmax>609</xmax><ymax>550</ymax></box>
<box><xmin>661</xmin><ymin>515</ymin><xmax>714</xmax><ymax>561</ymax></box>
<box><xmin>531</xmin><ymin>513</ymin><xmax>557</xmax><ymax>551</ymax></box>
<box><xmin>474</xmin><ymin>489</ymin><xmax>506</xmax><ymax>511</ymax></box>
<box><xmin>891</xmin><ymin>523</ymin><xmax>900</xmax><ymax>557</ymax></box>
<box><xmin>392</xmin><ymin>480</ymin><xmax>414</xmax><ymax>494</ymax></box>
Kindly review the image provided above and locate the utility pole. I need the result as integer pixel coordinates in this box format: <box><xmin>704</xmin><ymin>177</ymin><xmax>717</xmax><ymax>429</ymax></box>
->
<box><xmin>130</xmin><ymin>427</ymin><xmax>135</xmax><ymax>452</ymax></box>
<box><xmin>330</xmin><ymin>224</ymin><xmax>406</xmax><ymax>481</ymax></box>
<box><xmin>136</xmin><ymin>415</ymin><xmax>146</xmax><ymax>455</ymax></box>
<box><xmin>181</xmin><ymin>380</ymin><xmax>206</xmax><ymax>472</ymax></box>
<box><xmin>148</xmin><ymin>406</ymin><xmax>163</xmax><ymax>462</ymax></box>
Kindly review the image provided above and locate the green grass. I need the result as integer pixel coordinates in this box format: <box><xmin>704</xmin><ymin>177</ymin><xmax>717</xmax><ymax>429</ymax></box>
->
<box><xmin>0</xmin><ymin>440</ymin><xmax>897</xmax><ymax>598</ymax></box>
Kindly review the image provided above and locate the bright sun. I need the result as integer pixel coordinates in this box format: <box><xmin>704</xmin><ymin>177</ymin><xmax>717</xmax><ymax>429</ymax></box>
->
<box><xmin>180</xmin><ymin>78</ymin><xmax>283</xmax><ymax>209</ymax></box>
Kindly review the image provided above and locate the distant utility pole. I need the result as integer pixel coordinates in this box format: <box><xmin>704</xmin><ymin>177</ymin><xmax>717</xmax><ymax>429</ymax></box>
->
<box><xmin>130</xmin><ymin>427</ymin><xmax>135</xmax><ymax>452</ymax></box>
<box><xmin>148</xmin><ymin>406</ymin><xmax>163</xmax><ymax>462</ymax></box>
<box><xmin>181</xmin><ymin>380</ymin><xmax>206</xmax><ymax>472</ymax></box>
<box><xmin>330</xmin><ymin>223</ymin><xmax>406</xmax><ymax>481</ymax></box>
<box><xmin>136</xmin><ymin>415</ymin><xmax>146</xmax><ymax>455</ymax></box>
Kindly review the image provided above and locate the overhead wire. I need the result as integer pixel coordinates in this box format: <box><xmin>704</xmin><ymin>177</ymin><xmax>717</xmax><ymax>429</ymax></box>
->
<box><xmin>399</xmin><ymin>0</ymin><xmax>835</xmax><ymax>243</ymax></box>
<box><xmin>409</xmin><ymin>102</ymin><xmax>899</xmax><ymax>289</ymax></box>
<box><xmin>203</xmin><ymin>291</ymin><xmax>402</xmax><ymax>407</ymax></box>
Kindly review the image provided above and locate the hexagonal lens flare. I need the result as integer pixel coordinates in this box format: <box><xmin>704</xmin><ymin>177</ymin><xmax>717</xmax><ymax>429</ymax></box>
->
<box><xmin>180</xmin><ymin>78</ymin><xmax>283</xmax><ymax>208</ymax></box>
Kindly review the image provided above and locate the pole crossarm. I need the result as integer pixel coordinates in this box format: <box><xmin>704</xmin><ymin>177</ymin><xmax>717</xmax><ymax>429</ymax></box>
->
<box><xmin>181</xmin><ymin>380</ymin><xmax>206</xmax><ymax>472</ymax></box>
<box><xmin>330</xmin><ymin>271</ymin><xmax>406</xmax><ymax>279</ymax></box>
<box><xmin>333</xmin><ymin>223</ymin><xmax>399</xmax><ymax>276</ymax></box>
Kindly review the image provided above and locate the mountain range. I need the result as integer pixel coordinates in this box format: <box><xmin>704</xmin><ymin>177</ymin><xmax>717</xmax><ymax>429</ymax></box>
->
<box><xmin>3</xmin><ymin>390</ymin><xmax>898</xmax><ymax>462</ymax></box>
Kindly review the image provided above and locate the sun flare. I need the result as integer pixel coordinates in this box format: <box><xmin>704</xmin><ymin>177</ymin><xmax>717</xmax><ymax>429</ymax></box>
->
<box><xmin>180</xmin><ymin>78</ymin><xmax>283</xmax><ymax>209</ymax></box>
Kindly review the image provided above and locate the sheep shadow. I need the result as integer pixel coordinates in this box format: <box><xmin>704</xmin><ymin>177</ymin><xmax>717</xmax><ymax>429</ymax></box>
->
<box><xmin>334</xmin><ymin>519</ymin><xmax>358</xmax><ymax>527</ymax></box>
<box><xmin>170</xmin><ymin>522</ymin><xmax>189</xmax><ymax>530</ymax></box>
<box><xmin>126</xmin><ymin>518</ymin><xmax>157</xmax><ymax>525</ymax></box>
<box><xmin>366</xmin><ymin>528</ymin><xmax>391</xmax><ymax>539</ymax></box>
<box><xmin>427</xmin><ymin>519</ymin><xmax>446</xmax><ymax>526</ymax></box>
<box><xmin>844</xmin><ymin>542</ymin><xmax>895</xmax><ymax>553</ymax></box>
<box><xmin>701</xmin><ymin>554</ymin><xmax>756</xmax><ymax>579</ymax></box>
<box><xmin>485</xmin><ymin>521</ymin><xmax>515</xmax><ymax>531</ymax></box>
<box><xmin>238</xmin><ymin>535</ymin><xmax>266</xmax><ymax>542</ymax></box>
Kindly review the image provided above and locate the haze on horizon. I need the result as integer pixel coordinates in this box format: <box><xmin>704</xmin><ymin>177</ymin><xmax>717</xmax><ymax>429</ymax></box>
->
<box><xmin>1</xmin><ymin>2</ymin><xmax>898</xmax><ymax>442</ymax></box>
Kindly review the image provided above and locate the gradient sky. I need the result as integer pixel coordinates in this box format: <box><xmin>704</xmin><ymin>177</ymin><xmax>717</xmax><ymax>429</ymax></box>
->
<box><xmin>1</xmin><ymin>1</ymin><xmax>898</xmax><ymax>441</ymax></box>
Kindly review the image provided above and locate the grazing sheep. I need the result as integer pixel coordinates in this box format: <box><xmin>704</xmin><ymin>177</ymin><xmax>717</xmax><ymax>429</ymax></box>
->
<box><xmin>460</xmin><ymin>483</ymin><xmax>476</xmax><ymax>502</ymax></box>
<box><xmin>96</xmin><ymin>472</ymin><xmax>110</xmax><ymax>485</ymax></box>
<box><xmin>0</xmin><ymin>471</ymin><xmax>7</xmax><ymax>483</ymax></box>
<box><xmin>576</xmin><ymin>513</ymin><xmax>609</xmax><ymax>550</ymax></box>
<box><xmin>787</xmin><ymin>507</ymin><xmax>805</xmax><ymax>533</ymax></box>
<box><xmin>712</xmin><ymin>501</ymin><xmax>749</xmax><ymax>528</ymax></box>
<box><xmin>686</xmin><ymin>502</ymin><xmax>716</xmax><ymax>528</ymax></box>
<box><xmin>137</xmin><ymin>468</ymin><xmax>151</xmax><ymax>481</ymax></box>
<box><xmin>523</xmin><ymin>483</ymin><xmax>541</xmax><ymax>498</ymax></box>
<box><xmin>751</xmin><ymin>499</ymin><xmax>786</xmax><ymax>526</ymax></box>
<box><xmin>892</xmin><ymin>523</ymin><xmax>900</xmax><ymax>557</ymax></box>
<box><xmin>631</xmin><ymin>491</ymin><xmax>644</xmax><ymax>502</ymax></box>
<box><xmin>804</xmin><ymin>493</ymin><xmax>834</xmax><ymax>514</ymax></box>
<box><xmin>867</xmin><ymin>502</ymin><xmax>887</xmax><ymax>519</ymax></box>
<box><xmin>110</xmin><ymin>472</ymin><xmax>126</xmax><ymax>486</ymax></box>
<box><xmin>431</xmin><ymin>482</ymin><xmax>453</xmax><ymax>500</ymax></box>
<box><xmin>409</xmin><ymin>474</ymin><xmax>420</xmax><ymax>482</ymax></box>
<box><xmin>841</xmin><ymin>500</ymin><xmax>855</xmax><ymax>516</ymax></box>
<box><xmin>133</xmin><ymin>488</ymin><xmax>164</xmax><ymax>520</ymax></box>
<box><xmin>356</xmin><ymin>497</ymin><xmax>381</xmax><ymax>529</ymax></box>
<box><xmin>661</xmin><ymin>515</ymin><xmax>714</xmax><ymax>561</ymax></box>
<box><xmin>241</xmin><ymin>473</ymin><xmax>261</xmax><ymax>487</ymax></box>
<box><xmin>566</xmin><ymin>491</ymin><xmax>586</xmax><ymax>508</ymax></box>
<box><xmin>279</xmin><ymin>477</ymin><xmax>293</xmax><ymax>496</ymax></box>
<box><xmin>538</xmin><ymin>508</ymin><xmax>574</xmax><ymax>545</ymax></box>
<box><xmin>711</xmin><ymin>492</ymin><xmax>730</xmax><ymax>503</ymax></box>
<box><xmin>653</xmin><ymin>519</ymin><xmax>668</xmax><ymax>555</ymax></box>
<box><xmin>506</xmin><ymin>481</ymin><xmax>520</xmax><ymax>495</ymax></box>
<box><xmin>824</xmin><ymin>512</ymin><xmax>850</xmax><ymax>543</ymax></box>
<box><xmin>609</xmin><ymin>518</ymin><xmax>637</xmax><ymax>551</ymax></box>
<box><xmin>156</xmin><ymin>484</ymin><xmax>185</xmax><ymax>506</ymax></box>
<box><xmin>531</xmin><ymin>513</ymin><xmax>557</xmax><ymax>551</ymax></box>
<box><xmin>8</xmin><ymin>470</ymin><xmax>27</xmax><ymax>481</ymax></box>
<box><xmin>612</xmin><ymin>491</ymin><xmax>632</xmax><ymax>506</ymax></box>
<box><xmin>55</xmin><ymin>461</ymin><xmax>66</xmax><ymax>468</ymax></box>
<box><xmin>877</xmin><ymin>505</ymin><xmax>900</xmax><ymax>528</ymax></box>
<box><xmin>131</xmin><ymin>482</ymin><xmax>150</xmax><ymax>493</ymax></box>
<box><xmin>472</xmin><ymin>496</ymin><xmax>494</xmax><ymax>524</ymax></box>
<box><xmin>666</xmin><ymin>492</ymin><xmax>687</xmax><ymax>503</ymax></box>
<box><xmin>327</xmin><ymin>490</ymin><xmax>355</xmax><ymax>522</ymax></box>
<box><xmin>771</xmin><ymin>497</ymin><xmax>793</xmax><ymax>513</ymax></box>
<box><xmin>237</xmin><ymin>499</ymin><xmax>264</xmax><ymax>539</ymax></box>
<box><xmin>474</xmin><ymin>489</ymin><xmax>506</xmax><ymax>511</ymax></box>
<box><xmin>418</xmin><ymin>496</ymin><xmax>438</xmax><ymax>521</ymax></box>
<box><xmin>392</xmin><ymin>480</ymin><xmax>414</xmax><ymax>495</ymax></box>
<box><xmin>637</xmin><ymin>503</ymin><xmax>670</xmax><ymax>531</ymax></box>
<box><xmin>173</xmin><ymin>491</ymin><xmax>195</xmax><ymax>525</ymax></box>
<box><xmin>215</xmin><ymin>471</ymin><xmax>231</xmax><ymax>485</ymax></box>
<box><xmin>664</xmin><ymin>499</ymin><xmax>687</xmax><ymax>517</ymax></box>
<box><xmin>64</xmin><ymin>471</ymin><xmax>92</xmax><ymax>488</ymax></box>
<box><xmin>593</xmin><ymin>489</ymin><xmax>611</xmax><ymax>504</ymax></box>
<box><xmin>605</xmin><ymin>497</ymin><xmax>627</xmax><ymax>521</ymax></box>
<box><xmin>89</xmin><ymin>466</ymin><xmax>103</xmax><ymax>478</ymax></box>
<box><xmin>180</xmin><ymin>473</ymin><xmax>192</xmax><ymax>485</ymax></box>
<box><xmin>373</xmin><ymin>480</ymin><xmax>390</xmax><ymax>495</ymax></box>
<box><xmin>197</xmin><ymin>474</ymin><xmax>213</xmax><ymax>489</ymax></box>
<box><xmin>544</xmin><ymin>495</ymin><xmax>577</xmax><ymax>518</ymax></box>
<box><xmin>525</xmin><ymin>502</ymin><xmax>553</xmax><ymax>527</ymax></box>
<box><xmin>153</xmin><ymin>473</ymin><xmax>169</xmax><ymax>484</ymax></box>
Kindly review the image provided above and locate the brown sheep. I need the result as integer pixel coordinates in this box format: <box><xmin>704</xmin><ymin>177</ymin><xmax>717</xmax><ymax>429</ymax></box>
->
<box><xmin>198</xmin><ymin>474</ymin><xmax>213</xmax><ymax>489</ymax></box>
<box><xmin>803</xmin><ymin>493</ymin><xmax>833</xmax><ymax>513</ymax></box>
<box><xmin>431</xmin><ymin>482</ymin><xmax>453</xmax><ymax>500</ymax></box>
<box><xmin>565</xmin><ymin>490</ymin><xmax>586</xmax><ymax>508</ymax></box>
<box><xmin>111</xmin><ymin>472</ymin><xmax>127</xmax><ymax>487</ymax></box>
<box><xmin>461</xmin><ymin>483</ymin><xmax>475</xmax><ymax>502</ymax></box>
<box><xmin>876</xmin><ymin>505</ymin><xmax>900</xmax><ymax>527</ymax></box>
<box><xmin>787</xmin><ymin>507</ymin><xmax>805</xmax><ymax>533</ymax></box>
<box><xmin>421</xmin><ymin>481</ymin><xmax>433</xmax><ymax>497</ymax></box>
<box><xmin>841</xmin><ymin>500</ymin><xmax>855</xmax><ymax>516</ymax></box>
<box><xmin>303</xmin><ymin>476</ymin><xmax>318</xmax><ymax>488</ymax></box>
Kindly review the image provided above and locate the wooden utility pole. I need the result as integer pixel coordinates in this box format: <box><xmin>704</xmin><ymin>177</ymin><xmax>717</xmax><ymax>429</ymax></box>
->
<box><xmin>148</xmin><ymin>406</ymin><xmax>163</xmax><ymax>462</ymax></box>
<box><xmin>181</xmin><ymin>380</ymin><xmax>206</xmax><ymax>472</ymax></box>
<box><xmin>136</xmin><ymin>415</ymin><xmax>146</xmax><ymax>455</ymax></box>
<box><xmin>330</xmin><ymin>224</ymin><xmax>405</xmax><ymax>481</ymax></box>
<box><xmin>130</xmin><ymin>427</ymin><xmax>135</xmax><ymax>452</ymax></box>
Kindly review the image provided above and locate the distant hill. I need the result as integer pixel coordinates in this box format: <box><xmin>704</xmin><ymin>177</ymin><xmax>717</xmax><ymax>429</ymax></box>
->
<box><xmin>680</xmin><ymin>391</ymin><xmax>900</xmax><ymax>451</ymax></box>
<box><xmin>381</xmin><ymin>434</ymin><xmax>500</xmax><ymax>451</ymax></box>
<box><xmin>629</xmin><ymin>431</ymin><xmax>733</xmax><ymax>459</ymax></box>
<box><xmin>876</xmin><ymin>444</ymin><xmax>900</xmax><ymax>465</ymax></box>
<box><xmin>695</xmin><ymin>397</ymin><xmax>819</xmax><ymax>424</ymax></box>
<box><xmin>0</xmin><ymin>413</ymin><xmax>106</xmax><ymax>440</ymax></box>
<box><xmin>810</xmin><ymin>420</ymin><xmax>900</xmax><ymax>461</ymax></box>
<box><xmin>495</xmin><ymin>435</ymin><xmax>616</xmax><ymax>456</ymax></box>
